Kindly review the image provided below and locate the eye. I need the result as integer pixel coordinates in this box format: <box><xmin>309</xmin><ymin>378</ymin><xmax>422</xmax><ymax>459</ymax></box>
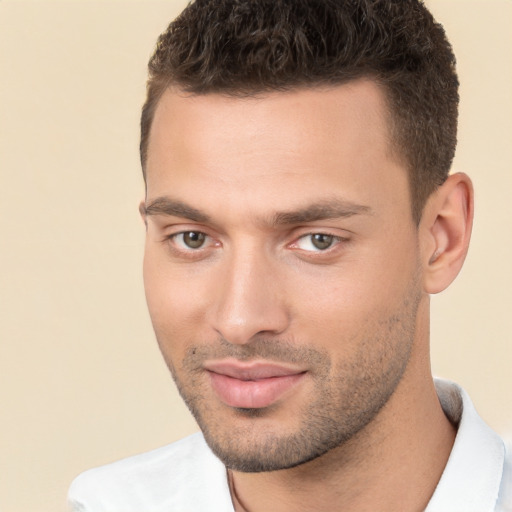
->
<box><xmin>172</xmin><ymin>231</ymin><xmax>208</xmax><ymax>250</ymax></box>
<box><xmin>295</xmin><ymin>233</ymin><xmax>338</xmax><ymax>251</ymax></box>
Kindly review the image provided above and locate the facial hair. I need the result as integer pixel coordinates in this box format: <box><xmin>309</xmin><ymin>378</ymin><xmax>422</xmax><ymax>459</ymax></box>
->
<box><xmin>158</xmin><ymin>288</ymin><xmax>420</xmax><ymax>473</ymax></box>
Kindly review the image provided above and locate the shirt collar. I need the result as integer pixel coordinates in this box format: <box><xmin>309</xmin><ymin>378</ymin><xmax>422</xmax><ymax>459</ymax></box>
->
<box><xmin>426</xmin><ymin>378</ymin><xmax>505</xmax><ymax>512</ymax></box>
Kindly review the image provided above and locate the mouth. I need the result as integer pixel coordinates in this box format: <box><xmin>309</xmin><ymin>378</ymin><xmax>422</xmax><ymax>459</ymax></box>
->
<box><xmin>204</xmin><ymin>359</ymin><xmax>307</xmax><ymax>409</ymax></box>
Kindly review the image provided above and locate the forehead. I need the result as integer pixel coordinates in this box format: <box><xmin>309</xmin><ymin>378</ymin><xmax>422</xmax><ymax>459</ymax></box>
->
<box><xmin>145</xmin><ymin>81</ymin><xmax>409</xmax><ymax>221</ymax></box>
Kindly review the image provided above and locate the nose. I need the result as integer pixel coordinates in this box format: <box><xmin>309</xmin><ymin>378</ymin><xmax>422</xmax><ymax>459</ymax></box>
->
<box><xmin>207</xmin><ymin>245</ymin><xmax>290</xmax><ymax>345</ymax></box>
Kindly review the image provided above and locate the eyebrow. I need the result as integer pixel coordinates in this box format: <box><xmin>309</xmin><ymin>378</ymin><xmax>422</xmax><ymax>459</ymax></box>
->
<box><xmin>143</xmin><ymin>197</ymin><xmax>210</xmax><ymax>223</ymax></box>
<box><xmin>270</xmin><ymin>199</ymin><xmax>373</xmax><ymax>226</ymax></box>
<box><xmin>142</xmin><ymin>196</ymin><xmax>373</xmax><ymax>225</ymax></box>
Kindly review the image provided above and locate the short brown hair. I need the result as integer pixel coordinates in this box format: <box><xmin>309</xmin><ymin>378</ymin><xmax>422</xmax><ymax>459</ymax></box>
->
<box><xmin>140</xmin><ymin>0</ymin><xmax>459</xmax><ymax>223</ymax></box>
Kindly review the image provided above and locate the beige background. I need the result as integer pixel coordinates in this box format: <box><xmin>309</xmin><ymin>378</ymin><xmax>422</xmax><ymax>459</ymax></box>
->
<box><xmin>0</xmin><ymin>1</ymin><xmax>510</xmax><ymax>511</ymax></box>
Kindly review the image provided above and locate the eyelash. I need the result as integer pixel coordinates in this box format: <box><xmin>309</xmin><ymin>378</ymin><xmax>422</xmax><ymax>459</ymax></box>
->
<box><xmin>166</xmin><ymin>231</ymin><xmax>218</xmax><ymax>254</ymax></box>
<box><xmin>290</xmin><ymin>232</ymin><xmax>346</xmax><ymax>253</ymax></box>
<box><xmin>164</xmin><ymin>230</ymin><xmax>348</xmax><ymax>258</ymax></box>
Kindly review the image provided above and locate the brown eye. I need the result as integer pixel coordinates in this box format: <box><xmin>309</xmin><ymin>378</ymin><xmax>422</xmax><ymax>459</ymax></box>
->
<box><xmin>180</xmin><ymin>231</ymin><xmax>206</xmax><ymax>249</ymax></box>
<box><xmin>295</xmin><ymin>233</ymin><xmax>337</xmax><ymax>252</ymax></box>
<box><xmin>310</xmin><ymin>233</ymin><xmax>334</xmax><ymax>250</ymax></box>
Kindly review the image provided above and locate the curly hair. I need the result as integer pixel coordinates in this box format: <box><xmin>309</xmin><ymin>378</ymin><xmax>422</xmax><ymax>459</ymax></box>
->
<box><xmin>140</xmin><ymin>0</ymin><xmax>459</xmax><ymax>223</ymax></box>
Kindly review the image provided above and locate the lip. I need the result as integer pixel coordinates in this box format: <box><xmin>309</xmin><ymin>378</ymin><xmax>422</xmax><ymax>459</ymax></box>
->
<box><xmin>204</xmin><ymin>359</ymin><xmax>306</xmax><ymax>409</ymax></box>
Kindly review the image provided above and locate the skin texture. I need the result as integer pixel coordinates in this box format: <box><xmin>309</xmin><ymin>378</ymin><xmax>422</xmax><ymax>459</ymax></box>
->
<box><xmin>142</xmin><ymin>81</ymin><xmax>473</xmax><ymax>511</ymax></box>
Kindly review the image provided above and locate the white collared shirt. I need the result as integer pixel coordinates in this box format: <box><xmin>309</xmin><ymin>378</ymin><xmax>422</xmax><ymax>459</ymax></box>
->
<box><xmin>68</xmin><ymin>379</ymin><xmax>511</xmax><ymax>511</ymax></box>
<box><xmin>427</xmin><ymin>379</ymin><xmax>510</xmax><ymax>511</ymax></box>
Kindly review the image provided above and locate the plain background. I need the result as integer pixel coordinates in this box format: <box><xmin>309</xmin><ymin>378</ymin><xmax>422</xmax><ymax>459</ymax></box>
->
<box><xmin>0</xmin><ymin>1</ymin><xmax>510</xmax><ymax>510</ymax></box>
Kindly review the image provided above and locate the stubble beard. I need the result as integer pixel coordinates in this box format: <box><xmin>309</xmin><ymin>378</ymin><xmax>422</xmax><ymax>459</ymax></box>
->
<box><xmin>158</xmin><ymin>291</ymin><xmax>420</xmax><ymax>473</ymax></box>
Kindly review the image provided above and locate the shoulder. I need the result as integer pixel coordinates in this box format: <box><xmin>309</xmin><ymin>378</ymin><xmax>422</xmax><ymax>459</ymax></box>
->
<box><xmin>496</xmin><ymin>437</ymin><xmax>512</xmax><ymax>511</ymax></box>
<box><xmin>429</xmin><ymin>378</ymin><xmax>510</xmax><ymax>512</ymax></box>
<box><xmin>68</xmin><ymin>432</ymin><xmax>233</xmax><ymax>512</ymax></box>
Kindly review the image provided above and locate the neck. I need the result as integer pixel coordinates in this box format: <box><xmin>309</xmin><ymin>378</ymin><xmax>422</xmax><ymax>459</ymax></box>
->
<box><xmin>228</xmin><ymin>315</ymin><xmax>456</xmax><ymax>512</ymax></box>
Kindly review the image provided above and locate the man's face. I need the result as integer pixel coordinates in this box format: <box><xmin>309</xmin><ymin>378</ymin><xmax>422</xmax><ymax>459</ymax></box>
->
<box><xmin>142</xmin><ymin>81</ymin><xmax>424</xmax><ymax>472</ymax></box>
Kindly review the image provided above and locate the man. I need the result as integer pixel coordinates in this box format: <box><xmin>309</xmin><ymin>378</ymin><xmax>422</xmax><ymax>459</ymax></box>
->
<box><xmin>68</xmin><ymin>0</ymin><xmax>511</xmax><ymax>510</ymax></box>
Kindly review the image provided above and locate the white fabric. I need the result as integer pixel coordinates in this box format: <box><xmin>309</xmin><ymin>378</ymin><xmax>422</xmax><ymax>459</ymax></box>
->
<box><xmin>68</xmin><ymin>379</ymin><xmax>510</xmax><ymax>511</ymax></box>
<box><xmin>68</xmin><ymin>433</ymin><xmax>233</xmax><ymax>512</ymax></box>
<box><xmin>427</xmin><ymin>380</ymin><xmax>507</xmax><ymax>512</ymax></box>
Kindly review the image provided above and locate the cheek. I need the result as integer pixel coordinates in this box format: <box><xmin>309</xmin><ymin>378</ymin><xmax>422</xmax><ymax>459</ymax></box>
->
<box><xmin>288</xmin><ymin>249</ymin><xmax>420</xmax><ymax>341</ymax></box>
<box><xmin>142</xmin><ymin>248</ymin><xmax>205</xmax><ymax>344</ymax></box>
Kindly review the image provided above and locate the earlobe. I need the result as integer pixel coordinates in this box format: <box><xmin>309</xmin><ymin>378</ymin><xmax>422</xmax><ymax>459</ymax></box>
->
<box><xmin>420</xmin><ymin>173</ymin><xmax>474</xmax><ymax>294</ymax></box>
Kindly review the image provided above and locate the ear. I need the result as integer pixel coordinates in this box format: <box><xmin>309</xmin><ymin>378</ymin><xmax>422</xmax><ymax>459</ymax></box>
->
<box><xmin>420</xmin><ymin>173</ymin><xmax>474</xmax><ymax>294</ymax></box>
